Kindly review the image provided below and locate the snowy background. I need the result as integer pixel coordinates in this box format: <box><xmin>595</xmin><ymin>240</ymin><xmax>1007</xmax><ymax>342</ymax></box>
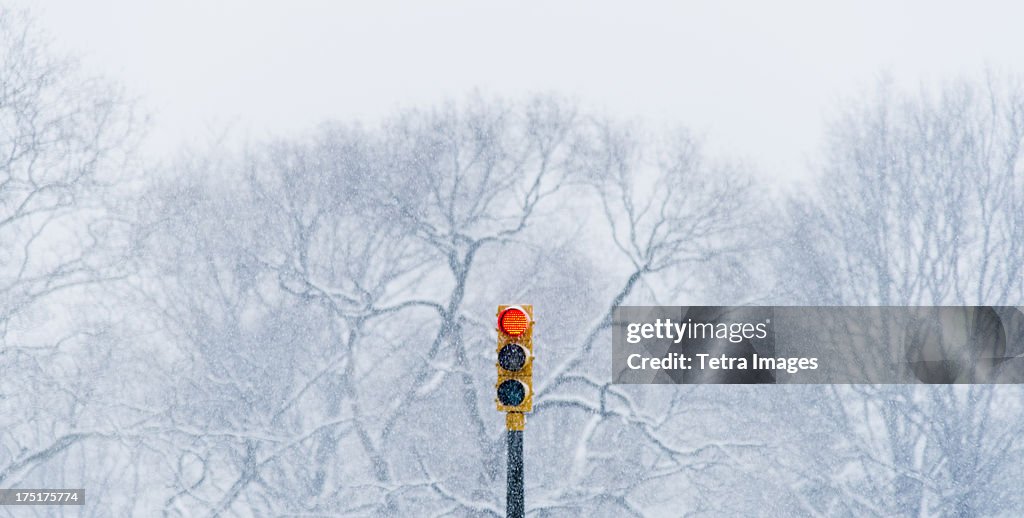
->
<box><xmin>2</xmin><ymin>2</ymin><xmax>1024</xmax><ymax>516</ymax></box>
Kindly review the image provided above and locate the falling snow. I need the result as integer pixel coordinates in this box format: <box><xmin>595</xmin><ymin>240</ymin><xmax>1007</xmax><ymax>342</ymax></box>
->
<box><xmin>2</xmin><ymin>7</ymin><xmax>1024</xmax><ymax>517</ymax></box>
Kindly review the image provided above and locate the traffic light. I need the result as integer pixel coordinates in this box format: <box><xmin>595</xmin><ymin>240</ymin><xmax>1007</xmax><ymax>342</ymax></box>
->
<box><xmin>496</xmin><ymin>305</ymin><xmax>533</xmax><ymax>414</ymax></box>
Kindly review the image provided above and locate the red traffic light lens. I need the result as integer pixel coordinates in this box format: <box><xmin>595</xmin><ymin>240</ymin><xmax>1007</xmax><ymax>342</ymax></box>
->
<box><xmin>499</xmin><ymin>307</ymin><xmax>529</xmax><ymax>336</ymax></box>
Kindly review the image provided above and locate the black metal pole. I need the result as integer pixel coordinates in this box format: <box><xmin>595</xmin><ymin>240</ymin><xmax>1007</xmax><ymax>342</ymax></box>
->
<box><xmin>507</xmin><ymin>429</ymin><xmax>524</xmax><ymax>518</ymax></box>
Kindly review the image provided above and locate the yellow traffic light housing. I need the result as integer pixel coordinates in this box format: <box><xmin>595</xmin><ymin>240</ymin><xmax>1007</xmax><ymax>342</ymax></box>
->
<box><xmin>496</xmin><ymin>305</ymin><xmax>533</xmax><ymax>414</ymax></box>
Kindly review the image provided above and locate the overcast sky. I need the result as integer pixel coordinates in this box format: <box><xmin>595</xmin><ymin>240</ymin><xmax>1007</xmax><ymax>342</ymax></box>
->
<box><xmin>15</xmin><ymin>1</ymin><xmax>1024</xmax><ymax>181</ymax></box>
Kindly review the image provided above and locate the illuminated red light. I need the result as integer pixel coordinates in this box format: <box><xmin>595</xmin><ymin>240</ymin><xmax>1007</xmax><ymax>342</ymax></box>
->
<box><xmin>499</xmin><ymin>307</ymin><xmax>530</xmax><ymax>336</ymax></box>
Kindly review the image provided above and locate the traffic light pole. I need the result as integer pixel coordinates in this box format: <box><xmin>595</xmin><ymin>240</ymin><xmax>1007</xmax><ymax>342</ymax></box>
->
<box><xmin>506</xmin><ymin>412</ymin><xmax>525</xmax><ymax>518</ymax></box>
<box><xmin>496</xmin><ymin>305</ymin><xmax>532</xmax><ymax>518</ymax></box>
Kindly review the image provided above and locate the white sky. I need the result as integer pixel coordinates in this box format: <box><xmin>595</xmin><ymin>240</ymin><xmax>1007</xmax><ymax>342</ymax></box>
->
<box><xmin>14</xmin><ymin>0</ymin><xmax>1024</xmax><ymax>181</ymax></box>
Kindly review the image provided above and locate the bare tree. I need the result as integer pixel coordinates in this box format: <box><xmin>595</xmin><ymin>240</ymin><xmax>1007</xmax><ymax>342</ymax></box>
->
<box><xmin>127</xmin><ymin>94</ymin><xmax>581</xmax><ymax>515</ymax></box>
<box><xmin>777</xmin><ymin>74</ymin><xmax>1024</xmax><ymax>516</ymax></box>
<box><xmin>131</xmin><ymin>93</ymin><xmax>772</xmax><ymax>516</ymax></box>
<box><xmin>525</xmin><ymin>120</ymin><xmax>763</xmax><ymax>515</ymax></box>
<box><xmin>781</xmin><ymin>74</ymin><xmax>1024</xmax><ymax>307</ymax></box>
<box><xmin>0</xmin><ymin>9</ymin><xmax>140</xmax><ymax>505</ymax></box>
